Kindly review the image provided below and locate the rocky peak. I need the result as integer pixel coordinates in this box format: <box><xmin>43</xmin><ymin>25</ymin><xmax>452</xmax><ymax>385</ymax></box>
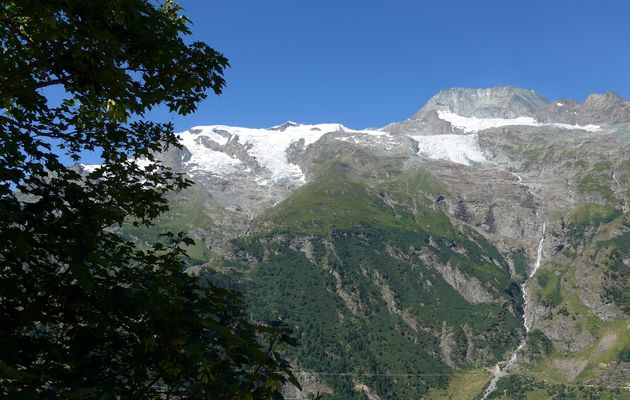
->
<box><xmin>537</xmin><ymin>91</ymin><xmax>630</xmax><ymax>125</ymax></box>
<box><xmin>422</xmin><ymin>87</ymin><xmax>549</xmax><ymax>119</ymax></box>
<box><xmin>269</xmin><ymin>121</ymin><xmax>302</xmax><ymax>131</ymax></box>
<box><xmin>583</xmin><ymin>91</ymin><xmax>625</xmax><ymax>107</ymax></box>
<box><xmin>382</xmin><ymin>87</ymin><xmax>630</xmax><ymax>136</ymax></box>
<box><xmin>383</xmin><ymin>87</ymin><xmax>550</xmax><ymax>135</ymax></box>
<box><xmin>582</xmin><ymin>92</ymin><xmax>630</xmax><ymax>123</ymax></box>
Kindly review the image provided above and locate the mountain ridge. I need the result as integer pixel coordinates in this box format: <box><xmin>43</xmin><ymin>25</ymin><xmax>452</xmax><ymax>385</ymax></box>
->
<box><xmin>109</xmin><ymin>86</ymin><xmax>630</xmax><ymax>399</ymax></box>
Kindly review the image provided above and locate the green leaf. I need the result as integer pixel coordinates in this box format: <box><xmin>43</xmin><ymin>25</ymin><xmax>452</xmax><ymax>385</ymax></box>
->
<box><xmin>69</xmin><ymin>262</ymin><xmax>94</xmax><ymax>292</ymax></box>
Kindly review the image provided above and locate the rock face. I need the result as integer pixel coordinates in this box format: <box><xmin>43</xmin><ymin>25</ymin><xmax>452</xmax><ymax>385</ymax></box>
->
<box><xmin>383</xmin><ymin>87</ymin><xmax>630</xmax><ymax>137</ymax></box>
<box><xmin>384</xmin><ymin>87</ymin><xmax>549</xmax><ymax>135</ymax></box>
<box><xmin>115</xmin><ymin>86</ymin><xmax>630</xmax><ymax>399</ymax></box>
<box><xmin>537</xmin><ymin>92</ymin><xmax>630</xmax><ymax>125</ymax></box>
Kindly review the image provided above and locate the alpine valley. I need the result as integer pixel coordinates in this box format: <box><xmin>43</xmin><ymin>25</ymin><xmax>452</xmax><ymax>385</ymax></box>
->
<box><xmin>89</xmin><ymin>87</ymin><xmax>630</xmax><ymax>399</ymax></box>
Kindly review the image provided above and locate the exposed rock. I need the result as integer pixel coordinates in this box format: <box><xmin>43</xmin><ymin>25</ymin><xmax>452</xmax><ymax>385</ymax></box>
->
<box><xmin>120</xmin><ymin>86</ymin><xmax>630</xmax><ymax>395</ymax></box>
<box><xmin>284</xmin><ymin>371</ymin><xmax>333</xmax><ymax>400</ymax></box>
<box><xmin>353</xmin><ymin>381</ymin><xmax>381</xmax><ymax>400</ymax></box>
<box><xmin>537</xmin><ymin>91</ymin><xmax>630</xmax><ymax>125</ymax></box>
<box><xmin>384</xmin><ymin>87</ymin><xmax>548</xmax><ymax>136</ymax></box>
<box><xmin>416</xmin><ymin>251</ymin><xmax>495</xmax><ymax>304</ymax></box>
<box><xmin>439</xmin><ymin>322</ymin><xmax>458</xmax><ymax>368</ymax></box>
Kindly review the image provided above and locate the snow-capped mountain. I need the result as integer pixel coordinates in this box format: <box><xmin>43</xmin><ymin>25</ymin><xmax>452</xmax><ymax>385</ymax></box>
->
<box><xmin>132</xmin><ymin>87</ymin><xmax>625</xmax><ymax>181</ymax></box>
<box><xmin>176</xmin><ymin>122</ymin><xmax>389</xmax><ymax>184</ymax></box>
<box><xmin>108</xmin><ymin>87</ymin><xmax>630</xmax><ymax>399</ymax></box>
<box><xmin>82</xmin><ymin>87</ymin><xmax>630</xmax><ymax>188</ymax></box>
<box><xmin>79</xmin><ymin>87</ymin><xmax>630</xmax><ymax>220</ymax></box>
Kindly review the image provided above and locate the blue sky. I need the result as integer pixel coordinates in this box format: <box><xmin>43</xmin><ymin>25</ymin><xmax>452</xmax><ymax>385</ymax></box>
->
<box><xmin>163</xmin><ymin>0</ymin><xmax>630</xmax><ymax>131</ymax></box>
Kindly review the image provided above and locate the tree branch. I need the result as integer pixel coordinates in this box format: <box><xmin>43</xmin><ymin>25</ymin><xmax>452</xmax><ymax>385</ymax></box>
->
<box><xmin>0</xmin><ymin>76</ymin><xmax>72</xmax><ymax>100</ymax></box>
<box><xmin>0</xmin><ymin>114</ymin><xmax>91</xmax><ymax>146</ymax></box>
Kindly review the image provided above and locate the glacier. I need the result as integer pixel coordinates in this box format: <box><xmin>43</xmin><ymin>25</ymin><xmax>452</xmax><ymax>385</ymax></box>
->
<box><xmin>437</xmin><ymin>110</ymin><xmax>601</xmax><ymax>133</ymax></box>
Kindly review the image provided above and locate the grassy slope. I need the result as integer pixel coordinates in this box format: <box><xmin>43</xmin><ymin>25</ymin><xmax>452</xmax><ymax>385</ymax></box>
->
<box><xmin>123</xmin><ymin>185</ymin><xmax>216</xmax><ymax>264</ymax></box>
<box><xmin>220</xmin><ymin>164</ymin><xmax>525</xmax><ymax>399</ymax></box>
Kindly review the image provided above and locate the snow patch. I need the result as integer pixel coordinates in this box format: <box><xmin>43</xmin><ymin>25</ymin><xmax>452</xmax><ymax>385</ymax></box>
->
<box><xmin>179</xmin><ymin>130</ymin><xmax>243</xmax><ymax>175</ymax></box>
<box><xmin>546</xmin><ymin>122</ymin><xmax>600</xmax><ymax>132</ymax></box>
<box><xmin>226</xmin><ymin>124</ymin><xmax>341</xmax><ymax>182</ymax></box>
<box><xmin>437</xmin><ymin>110</ymin><xmax>600</xmax><ymax>133</ymax></box>
<box><xmin>409</xmin><ymin>134</ymin><xmax>487</xmax><ymax>166</ymax></box>
<box><xmin>80</xmin><ymin>164</ymin><xmax>101</xmax><ymax>173</ymax></box>
<box><xmin>134</xmin><ymin>157</ymin><xmax>154</xmax><ymax>169</ymax></box>
<box><xmin>189</xmin><ymin>126</ymin><xmax>231</xmax><ymax>146</ymax></box>
<box><xmin>437</xmin><ymin>111</ymin><xmax>539</xmax><ymax>133</ymax></box>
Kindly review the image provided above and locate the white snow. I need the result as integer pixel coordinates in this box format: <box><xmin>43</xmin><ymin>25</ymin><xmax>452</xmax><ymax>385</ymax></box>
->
<box><xmin>360</xmin><ymin>129</ymin><xmax>392</xmax><ymax>137</ymax></box>
<box><xmin>546</xmin><ymin>122</ymin><xmax>600</xmax><ymax>132</ymax></box>
<box><xmin>437</xmin><ymin>111</ymin><xmax>540</xmax><ymax>133</ymax></box>
<box><xmin>189</xmin><ymin>126</ymin><xmax>231</xmax><ymax>146</ymax></box>
<box><xmin>178</xmin><ymin>129</ymin><xmax>243</xmax><ymax>175</ymax></box>
<box><xmin>409</xmin><ymin>133</ymin><xmax>487</xmax><ymax>166</ymax></box>
<box><xmin>226</xmin><ymin>123</ymin><xmax>341</xmax><ymax>182</ymax></box>
<box><xmin>80</xmin><ymin>164</ymin><xmax>101</xmax><ymax>173</ymax></box>
<box><xmin>177</xmin><ymin>122</ymin><xmax>396</xmax><ymax>184</ymax></box>
<box><xmin>178</xmin><ymin>123</ymin><xmax>347</xmax><ymax>184</ymax></box>
<box><xmin>173</xmin><ymin>110</ymin><xmax>601</xmax><ymax>183</ymax></box>
<box><xmin>134</xmin><ymin>157</ymin><xmax>154</xmax><ymax>169</ymax></box>
<box><xmin>402</xmin><ymin>110</ymin><xmax>600</xmax><ymax>166</ymax></box>
<box><xmin>437</xmin><ymin>110</ymin><xmax>600</xmax><ymax>133</ymax></box>
<box><xmin>556</xmin><ymin>102</ymin><xmax>564</xmax><ymax>107</ymax></box>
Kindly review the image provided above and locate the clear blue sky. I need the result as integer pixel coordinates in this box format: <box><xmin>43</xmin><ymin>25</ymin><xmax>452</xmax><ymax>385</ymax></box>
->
<box><xmin>163</xmin><ymin>0</ymin><xmax>630</xmax><ymax>130</ymax></box>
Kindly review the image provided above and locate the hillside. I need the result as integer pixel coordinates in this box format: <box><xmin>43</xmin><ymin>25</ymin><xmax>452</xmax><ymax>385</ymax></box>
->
<box><xmin>106</xmin><ymin>87</ymin><xmax>630</xmax><ymax>399</ymax></box>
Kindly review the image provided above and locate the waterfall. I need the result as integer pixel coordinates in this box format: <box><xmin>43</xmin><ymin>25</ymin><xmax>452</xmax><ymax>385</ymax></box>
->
<box><xmin>482</xmin><ymin>222</ymin><xmax>546</xmax><ymax>399</ymax></box>
<box><xmin>531</xmin><ymin>223</ymin><xmax>546</xmax><ymax>277</ymax></box>
<box><xmin>481</xmin><ymin>342</ymin><xmax>526</xmax><ymax>399</ymax></box>
<box><xmin>510</xmin><ymin>172</ymin><xmax>523</xmax><ymax>184</ymax></box>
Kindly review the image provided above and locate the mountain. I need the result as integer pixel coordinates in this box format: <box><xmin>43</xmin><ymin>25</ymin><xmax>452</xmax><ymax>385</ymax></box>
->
<box><xmin>99</xmin><ymin>87</ymin><xmax>630</xmax><ymax>399</ymax></box>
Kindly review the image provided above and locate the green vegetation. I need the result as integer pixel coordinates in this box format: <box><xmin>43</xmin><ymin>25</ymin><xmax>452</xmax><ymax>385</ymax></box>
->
<box><xmin>516</xmin><ymin>203</ymin><xmax>629</xmax><ymax>393</ymax></box>
<box><xmin>486</xmin><ymin>375</ymin><xmax>628</xmax><ymax>400</ymax></box>
<box><xmin>223</xmin><ymin>230</ymin><xmax>524</xmax><ymax>399</ymax></box>
<box><xmin>124</xmin><ymin>186</ymin><xmax>217</xmax><ymax>264</ymax></box>
<box><xmin>536</xmin><ymin>268</ymin><xmax>562</xmax><ymax>308</ymax></box>
<box><xmin>216</xmin><ymin>166</ymin><xmax>527</xmax><ymax>399</ymax></box>
<box><xmin>618</xmin><ymin>346</ymin><xmax>630</xmax><ymax>363</ymax></box>
<box><xmin>596</xmin><ymin>232</ymin><xmax>630</xmax><ymax>313</ymax></box>
<box><xmin>577</xmin><ymin>168</ymin><xmax>615</xmax><ymax>200</ymax></box>
<box><xmin>574</xmin><ymin>159</ymin><xmax>588</xmax><ymax>169</ymax></box>
<box><xmin>511</xmin><ymin>250</ymin><xmax>528</xmax><ymax>280</ymax></box>
<box><xmin>598</xmin><ymin>231</ymin><xmax>630</xmax><ymax>251</ymax></box>
<box><xmin>527</xmin><ymin>330</ymin><xmax>554</xmax><ymax>358</ymax></box>
<box><xmin>380</xmin><ymin>168</ymin><xmax>448</xmax><ymax>199</ymax></box>
<box><xmin>0</xmin><ymin>1</ymin><xmax>296</xmax><ymax>398</ymax></box>
<box><xmin>604</xmin><ymin>260</ymin><xmax>630</xmax><ymax>313</ymax></box>
<box><xmin>425</xmin><ymin>369</ymin><xmax>492</xmax><ymax>400</ymax></box>
<box><xmin>485</xmin><ymin>375</ymin><xmax>545</xmax><ymax>400</ymax></box>
<box><xmin>564</xmin><ymin>203</ymin><xmax>621</xmax><ymax>245</ymax></box>
<box><xmin>258</xmin><ymin>165</ymin><xmax>447</xmax><ymax>236</ymax></box>
<box><xmin>568</xmin><ymin>204</ymin><xmax>621</xmax><ymax>228</ymax></box>
<box><xmin>259</xmin><ymin>165</ymin><xmax>415</xmax><ymax>234</ymax></box>
<box><xmin>528</xmin><ymin>311</ymin><xmax>630</xmax><ymax>387</ymax></box>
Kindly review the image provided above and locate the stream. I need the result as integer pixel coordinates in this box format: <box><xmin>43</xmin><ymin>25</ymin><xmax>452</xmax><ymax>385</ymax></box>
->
<box><xmin>481</xmin><ymin>222</ymin><xmax>546</xmax><ymax>399</ymax></box>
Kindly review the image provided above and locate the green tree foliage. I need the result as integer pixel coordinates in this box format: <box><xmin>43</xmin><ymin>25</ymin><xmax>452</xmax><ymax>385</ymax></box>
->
<box><xmin>0</xmin><ymin>1</ymin><xmax>297</xmax><ymax>398</ymax></box>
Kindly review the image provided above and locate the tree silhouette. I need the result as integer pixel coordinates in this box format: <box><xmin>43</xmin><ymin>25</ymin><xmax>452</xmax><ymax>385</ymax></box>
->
<box><xmin>0</xmin><ymin>1</ymin><xmax>297</xmax><ymax>398</ymax></box>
